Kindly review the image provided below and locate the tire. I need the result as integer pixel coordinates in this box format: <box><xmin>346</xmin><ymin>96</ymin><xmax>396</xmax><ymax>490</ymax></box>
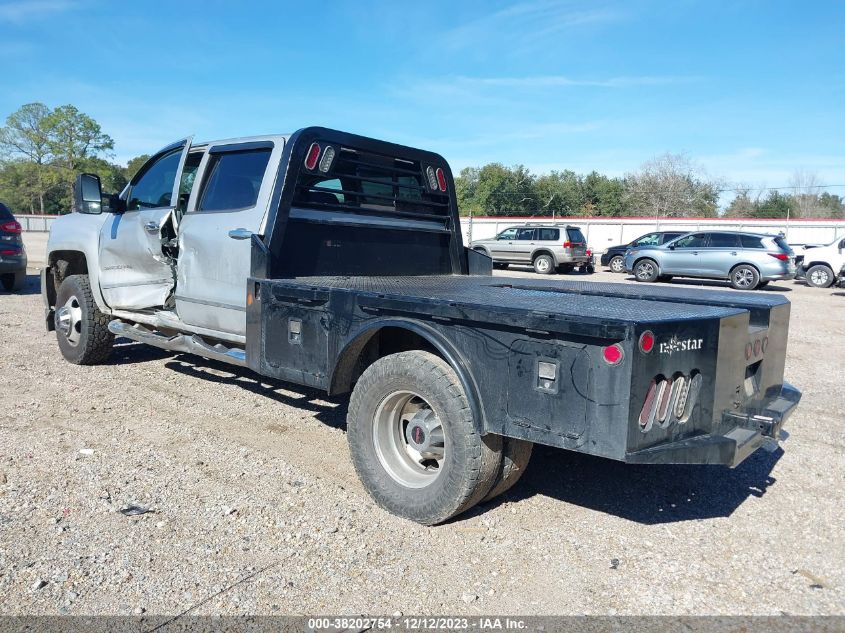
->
<box><xmin>54</xmin><ymin>274</ymin><xmax>114</xmax><ymax>365</ymax></box>
<box><xmin>533</xmin><ymin>254</ymin><xmax>555</xmax><ymax>275</ymax></box>
<box><xmin>347</xmin><ymin>350</ymin><xmax>502</xmax><ymax>525</ymax></box>
<box><xmin>805</xmin><ymin>264</ymin><xmax>834</xmax><ymax>289</ymax></box>
<box><xmin>482</xmin><ymin>438</ymin><xmax>533</xmax><ymax>502</ymax></box>
<box><xmin>557</xmin><ymin>263</ymin><xmax>575</xmax><ymax>274</ymax></box>
<box><xmin>493</xmin><ymin>263</ymin><xmax>509</xmax><ymax>270</ymax></box>
<box><xmin>633</xmin><ymin>258</ymin><xmax>659</xmax><ymax>282</ymax></box>
<box><xmin>608</xmin><ymin>256</ymin><xmax>625</xmax><ymax>273</ymax></box>
<box><xmin>729</xmin><ymin>264</ymin><xmax>760</xmax><ymax>290</ymax></box>
<box><xmin>1</xmin><ymin>271</ymin><xmax>25</xmax><ymax>292</ymax></box>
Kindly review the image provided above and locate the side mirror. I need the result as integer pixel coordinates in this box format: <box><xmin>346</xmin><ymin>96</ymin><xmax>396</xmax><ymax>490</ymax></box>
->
<box><xmin>73</xmin><ymin>173</ymin><xmax>103</xmax><ymax>215</ymax></box>
<box><xmin>668</xmin><ymin>244</ymin><xmax>676</xmax><ymax>250</ymax></box>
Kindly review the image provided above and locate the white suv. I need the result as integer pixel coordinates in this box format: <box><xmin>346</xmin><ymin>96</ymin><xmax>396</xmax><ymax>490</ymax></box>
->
<box><xmin>798</xmin><ymin>237</ymin><xmax>845</xmax><ymax>288</ymax></box>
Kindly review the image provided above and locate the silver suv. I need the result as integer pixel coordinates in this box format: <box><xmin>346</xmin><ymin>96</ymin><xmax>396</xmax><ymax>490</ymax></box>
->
<box><xmin>470</xmin><ymin>223</ymin><xmax>589</xmax><ymax>274</ymax></box>
<box><xmin>624</xmin><ymin>230</ymin><xmax>796</xmax><ymax>290</ymax></box>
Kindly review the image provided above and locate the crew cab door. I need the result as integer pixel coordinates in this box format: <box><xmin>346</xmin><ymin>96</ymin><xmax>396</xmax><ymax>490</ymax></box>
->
<box><xmin>663</xmin><ymin>232</ymin><xmax>708</xmax><ymax>276</ymax></box>
<box><xmin>175</xmin><ymin>140</ymin><xmax>280</xmax><ymax>337</ymax></box>
<box><xmin>98</xmin><ymin>138</ymin><xmax>193</xmax><ymax>310</ymax></box>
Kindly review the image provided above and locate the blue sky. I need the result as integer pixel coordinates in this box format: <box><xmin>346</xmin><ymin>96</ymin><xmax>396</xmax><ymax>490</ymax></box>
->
<box><xmin>1</xmin><ymin>0</ymin><xmax>844</xmax><ymax>195</ymax></box>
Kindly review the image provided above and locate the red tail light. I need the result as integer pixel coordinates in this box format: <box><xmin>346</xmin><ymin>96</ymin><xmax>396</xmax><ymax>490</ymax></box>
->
<box><xmin>639</xmin><ymin>331</ymin><xmax>655</xmax><ymax>353</ymax></box>
<box><xmin>768</xmin><ymin>253</ymin><xmax>789</xmax><ymax>261</ymax></box>
<box><xmin>602</xmin><ymin>343</ymin><xmax>624</xmax><ymax>365</ymax></box>
<box><xmin>304</xmin><ymin>142</ymin><xmax>321</xmax><ymax>170</ymax></box>
<box><xmin>435</xmin><ymin>167</ymin><xmax>447</xmax><ymax>192</ymax></box>
<box><xmin>563</xmin><ymin>240</ymin><xmax>571</xmax><ymax>247</ymax></box>
<box><xmin>1</xmin><ymin>248</ymin><xmax>19</xmax><ymax>255</ymax></box>
<box><xmin>1</xmin><ymin>221</ymin><xmax>21</xmax><ymax>234</ymax></box>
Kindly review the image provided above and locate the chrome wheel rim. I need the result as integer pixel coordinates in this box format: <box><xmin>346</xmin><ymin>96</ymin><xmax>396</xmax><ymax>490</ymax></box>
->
<box><xmin>610</xmin><ymin>257</ymin><xmax>624</xmax><ymax>273</ymax></box>
<box><xmin>734</xmin><ymin>268</ymin><xmax>755</xmax><ymax>287</ymax></box>
<box><xmin>55</xmin><ymin>295</ymin><xmax>83</xmax><ymax>346</ymax></box>
<box><xmin>636</xmin><ymin>261</ymin><xmax>655</xmax><ymax>280</ymax></box>
<box><xmin>810</xmin><ymin>269</ymin><xmax>829</xmax><ymax>286</ymax></box>
<box><xmin>373</xmin><ymin>390</ymin><xmax>445</xmax><ymax>488</ymax></box>
<box><xmin>536</xmin><ymin>258</ymin><xmax>551</xmax><ymax>273</ymax></box>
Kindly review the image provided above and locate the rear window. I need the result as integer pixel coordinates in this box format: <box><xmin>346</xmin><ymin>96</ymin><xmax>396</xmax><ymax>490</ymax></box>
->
<box><xmin>294</xmin><ymin>145</ymin><xmax>450</xmax><ymax>218</ymax></box>
<box><xmin>566</xmin><ymin>228</ymin><xmax>586</xmax><ymax>243</ymax></box>
<box><xmin>537</xmin><ymin>228</ymin><xmax>559</xmax><ymax>241</ymax></box>
<box><xmin>740</xmin><ymin>235</ymin><xmax>765</xmax><ymax>249</ymax></box>
<box><xmin>773</xmin><ymin>236</ymin><xmax>791</xmax><ymax>252</ymax></box>
<box><xmin>0</xmin><ymin>203</ymin><xmax>13</xmax><ymax>220</ymax></box>
<box><xmin>199</xmin><ymin>149</ymin><xmax>271</xmax><ymax>211</ymax></box>
<box><xmin>708</xmin><ymin>233</ymin><xmax>740</xmax><ymax>248</ymax></box>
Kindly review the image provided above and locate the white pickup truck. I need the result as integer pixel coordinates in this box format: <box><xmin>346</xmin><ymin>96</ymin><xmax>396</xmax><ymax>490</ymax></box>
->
<box><xmin>797</xmin><ymin>236</ymin><xmax>845</xmax><ymax>288</ymax></box>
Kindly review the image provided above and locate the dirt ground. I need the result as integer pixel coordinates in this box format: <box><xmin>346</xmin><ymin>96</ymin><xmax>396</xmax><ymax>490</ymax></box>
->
<box><xmin>1</xmin><ymin>234</ymin><xmax>843</xmax><ymax>615</ymax></box>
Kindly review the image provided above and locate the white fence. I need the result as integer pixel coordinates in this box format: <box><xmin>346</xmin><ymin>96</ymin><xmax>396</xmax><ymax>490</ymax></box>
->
<box><xmin>461</xmin><ymin>216</ymin><xmax>845</xmax><ymax>252</ymax></box>
<box><xmin>18</xmin><ymin>213</ymin><xmax>845</xmax><ymax>253</ymax></box>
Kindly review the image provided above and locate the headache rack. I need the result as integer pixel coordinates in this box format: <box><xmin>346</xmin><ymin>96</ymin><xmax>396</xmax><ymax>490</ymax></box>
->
<box><xmin>257</xmin><ymin>127</ymin><xmax>467</xmax><ymax>280</ymax></box>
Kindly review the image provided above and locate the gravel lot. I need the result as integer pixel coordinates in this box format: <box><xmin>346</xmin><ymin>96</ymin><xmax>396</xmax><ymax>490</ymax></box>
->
<box><xmin>1</xmin><ymin>234</ymin><xmax>843</xmax><ymax>616</ymax></box>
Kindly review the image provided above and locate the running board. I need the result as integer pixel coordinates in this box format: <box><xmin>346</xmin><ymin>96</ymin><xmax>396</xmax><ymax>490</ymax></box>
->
<box><xmin>108</xmin><ymin>320</ymin><xmax>246</xmax><ymax>367</ymax></box>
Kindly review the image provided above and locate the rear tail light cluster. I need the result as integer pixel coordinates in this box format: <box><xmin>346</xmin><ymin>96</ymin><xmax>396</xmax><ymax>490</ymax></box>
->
<box><xmin>768</xmin><ymin>253</ymin><xmax>790</xmax><ymax>261</ymax></box>
<box><xmin>1</xmin><ymin>220</ymin><xmax>22</xmax><ymax>234</ymax></box>
<box><xmin>744</xmin><ymin>336</ymin><xmax>769</xmax><ymax>360</ymax></box>
<box><xmin>602</xmin><ymin>343</ymin><xmax>624</xmax><ymax>365</ymax></box>
<box><xmin>638</xmin><ymin>372</ymin><xmax>702</xmax><ymax>432</ymax></box>
<box><xmin>563</xmin><ymin>240</ymin><xmax>572</xmax><ymax>247</ymax></box>
<box><xmin>425</xmin><ymin>165</ymin><xmax>448</xmax><ymax>192</ymax></box>
<box><xmin>1</xmin><ymin>248</ymin><xmax>20</xmax><ymax>255</ymax></box>
<box><xmin>303</xmin><ymin>142</ymin><xmax>335</xmax><ymax>173</ymax></box>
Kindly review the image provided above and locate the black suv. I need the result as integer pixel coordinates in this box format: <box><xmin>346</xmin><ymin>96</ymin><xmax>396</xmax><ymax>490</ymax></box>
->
<box><xmin>601</xmin><ymin>230</ymin><xmax>684</xmax><ymax>273</ymax></box>
<box><xmin>0</xmin><ymin>202</ymin><xmax>27</xmax><ymax>292</ymax></box>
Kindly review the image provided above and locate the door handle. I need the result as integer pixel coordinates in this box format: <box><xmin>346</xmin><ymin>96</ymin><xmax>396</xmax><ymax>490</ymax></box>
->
<box><xmin>144</xmin><ymin>221</ymin><xmax>160</xmax><ymax>233</ymax></box>
<box><xmin>730</xmin><ymin>251</ymin><xmax>737</xmax><ymax>256</ymax></box>
<box><xmin>228</xmin><ymin>228</ymin><xmax>253</xmax><ymax>240</ymax></box>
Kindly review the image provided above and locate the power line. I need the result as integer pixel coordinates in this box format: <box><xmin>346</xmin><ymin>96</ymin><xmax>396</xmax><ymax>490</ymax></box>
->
<box><xmin>472</xmin><ymin>184</ymin><xmax>845</xmax><ymax>197</ymax></box>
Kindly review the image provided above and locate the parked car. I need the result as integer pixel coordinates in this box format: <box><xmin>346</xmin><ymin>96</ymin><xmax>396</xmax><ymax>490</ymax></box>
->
<box><xmin>0</xmin><ymin>202</ymin><xmax>26</xmax><ymax>292</ymax></box>
<box><xmin>624</xmin><ymin>230</ymin><xmax>796</xmax><ymax>290</ymax></box>
<box><xmin>793</xmin><ymin>236</ymin><xmax>845</xmax><ymax>288</ymax></box>
<box><xmin>601</xmin><ymin>231</ymin><xmax>685</xmax><ymax>273</ymax></box>
<box><xmin>470</xmin><ymin>223</ymin><xmax>590</xmax><ymax>274</ymax></box>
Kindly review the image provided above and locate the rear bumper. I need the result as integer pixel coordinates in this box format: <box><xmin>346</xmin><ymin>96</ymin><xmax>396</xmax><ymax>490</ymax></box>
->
<box><xmin>625</xmin><ymin>382</ymin><xmax>800</xmax><ymax>467</ymax></box>
<box><xmin>0</xmin><ymin>256</ymin><xmax>26</xmax><ymax>273</ymax></box>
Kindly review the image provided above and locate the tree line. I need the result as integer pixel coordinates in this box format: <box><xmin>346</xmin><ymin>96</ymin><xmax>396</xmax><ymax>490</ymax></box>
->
<box><xmin>1</xmin><ymin>102</ymin><xmax>843</xmax><ymax>219</ymax></box>
<box><xmin>0</xmin><ymin>103</ymin><xmax>148</xmax><ymax>215</ymax></box>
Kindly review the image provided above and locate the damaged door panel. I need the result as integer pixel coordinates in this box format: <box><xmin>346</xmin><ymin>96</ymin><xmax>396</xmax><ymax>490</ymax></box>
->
<box><xmin>97</xmin><ymin>137</ymin><xmax>193</xmax><ymax>310</ymax></box>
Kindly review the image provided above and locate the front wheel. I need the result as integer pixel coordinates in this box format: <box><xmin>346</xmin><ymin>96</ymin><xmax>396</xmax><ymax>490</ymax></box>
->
<box><xmin>633</xmin><ymin>259</ymin><xmax>659</xmax><ymax>282</ymax></box>
<box><xmin>347</xmin><ymin>351</ymin><xmax>502</xmax><ymax>525</ymax></box>
<box><xmin>805</xmin><ymin>264</ymin><xmax>834</xmax><ymax>288</ymax></box>
<box><xmin>608</xmin><ymin>255</ymin><xmax>625</xmax><ymax>273</ymax></box>
<box><xmin>54</xmin><ymin>274</ymin><xmax>114</xmax><ymax>364</ymax></box>
<box><xmin>730</xmin><ymin>264</ymin><xmax>760</xmax><ymax>290</ymax></box>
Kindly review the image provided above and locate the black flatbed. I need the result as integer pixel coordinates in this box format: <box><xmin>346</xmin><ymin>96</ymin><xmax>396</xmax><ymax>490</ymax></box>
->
<box><xmin>266</xmin><ymin>274</ymin><xmax>783</xmax><ymax>338</ymax></box>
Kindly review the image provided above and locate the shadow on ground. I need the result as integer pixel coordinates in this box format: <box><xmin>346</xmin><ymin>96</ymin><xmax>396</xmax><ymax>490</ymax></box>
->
<box><xmin>479</xmin><ymin>443</ymin><xmax>782</xmax><ymax>524</ymax></box>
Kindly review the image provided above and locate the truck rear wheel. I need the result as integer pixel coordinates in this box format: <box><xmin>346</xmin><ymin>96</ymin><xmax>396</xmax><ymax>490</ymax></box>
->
<box><xmin>482</xmin><ymin>438</ymin><xmax>533</xmax><ymax>502</ymax></box>
<box><xmin>54</xmin><ymin>274</ymin><xmax>114</xmax><ymax>365</ymax></box>
<box><xmin>347</xmin><ymin>350</ymin><xmax>502</xmax><ymax>525</ymax></box>
<box><xmin>1</xmin><ymin>271</ymin><xmax>25</xmax><ymax>292</ymax></box>
<box><xmin>533</xmin><ymin>254</ymin><xmax>555</xmax><ymax>274</ymax></box>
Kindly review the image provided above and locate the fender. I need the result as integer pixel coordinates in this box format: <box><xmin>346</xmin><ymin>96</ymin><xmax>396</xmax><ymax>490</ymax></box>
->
<box><xmin>329</xmin><ymin>317</ymin><xmax>489</xmax><ymax>434</ymax></box>
<box><xmin>46</xmin><ymin>212</ymin><xmax>111</xmax><ymax>313</ymax></box>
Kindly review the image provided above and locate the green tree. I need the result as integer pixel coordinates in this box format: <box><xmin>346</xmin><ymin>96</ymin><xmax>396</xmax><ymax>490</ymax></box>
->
<box><xmin>625</xmin><ymin>153</ymin><xmax>719</xmax><ymax>218</ymax></box>
<box><xmin>753</xmin><ymin>190</ymin><xmax>793</xmax><ymax>218</ymax></box>
<box><xmin>458</xmin><ymin>163</ymin><xmax>536</xmax><ymax>216</ymax></box>
<box><xmin>534</xmin><ymin>170</ymin><xmax>582</xmax><ymax>216</ymax></box>
<box><xmin>0</xmin><ymin>103</ymin><xmax>54</xmax><ymax>212</ymax></box>
<box><xmin>583</xmin><ymin>171</ymin><xmax>627</xmax><ymax>216</ymax></box>
<box><xmin>124</xmin><ymin>154</ymin><xmax>150</xmax><ymax>181</ymax></box>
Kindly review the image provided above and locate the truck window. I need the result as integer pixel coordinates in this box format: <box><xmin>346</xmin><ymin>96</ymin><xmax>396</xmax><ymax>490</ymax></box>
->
<box><xmin>199</xmin><ymin>149</ymin><xmax>271</xmax><ymax>212</ymax></box>
<box><xmin>128</xmin><ymin>149</ymin><xmax>182</xmax><ymax>210</ymax></box>
<box><xmin>537</xmin><ymin>228</ymin><xmax>559</xmax><ymax>241</ymax></box>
